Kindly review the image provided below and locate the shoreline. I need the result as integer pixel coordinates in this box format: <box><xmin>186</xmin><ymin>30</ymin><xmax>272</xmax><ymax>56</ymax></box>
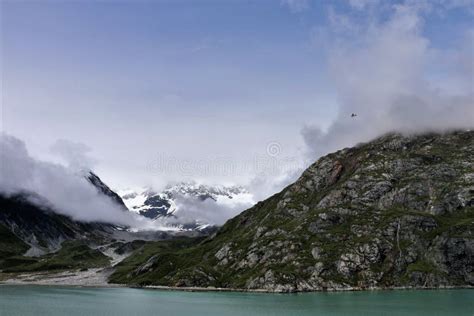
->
<box><xmin>0</xmin><ymin>271</ymin><xmax>474</xmax><ymax>294</ymax></box>
<box><xmin>134</xmin><ymin>284</ymin><xmax>474</xmax><ymax>293</ymax></box>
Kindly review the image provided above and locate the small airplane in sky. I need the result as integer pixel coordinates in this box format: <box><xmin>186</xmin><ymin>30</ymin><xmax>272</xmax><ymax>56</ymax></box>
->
<box><xmin>351</xmin><ymin>113</ymin><xmax>357</xmax><ymax>118</ymax></box>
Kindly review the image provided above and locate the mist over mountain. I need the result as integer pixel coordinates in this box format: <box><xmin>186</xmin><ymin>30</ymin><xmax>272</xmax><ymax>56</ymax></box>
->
<box><xmin>0</xmin><ymin>134</ymin><xmax>163</xmax><ymax>230</ymax></box>
<box><xmin>0</xmin><ymin>133</ymin><xmax>256</xmax><ymax>233</ymax></box>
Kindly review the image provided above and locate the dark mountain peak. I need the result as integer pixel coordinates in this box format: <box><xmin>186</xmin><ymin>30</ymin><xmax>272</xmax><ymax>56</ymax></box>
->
<box><xmin>86</xmin><ymin>171</ymin><xmax>128</xmax><ymax>211</ymax></box>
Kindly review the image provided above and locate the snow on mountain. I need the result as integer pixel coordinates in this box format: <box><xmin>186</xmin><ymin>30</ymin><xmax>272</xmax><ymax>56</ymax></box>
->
<box><xmin>119</xmin><ymin>182</ymin><xmax>255</xmax><ymax>230</ymax></box>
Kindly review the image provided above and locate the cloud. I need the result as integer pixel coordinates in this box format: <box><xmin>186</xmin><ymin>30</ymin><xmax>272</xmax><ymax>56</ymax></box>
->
<box><xmin>248</xmin><ymin>167</ymin><xmax>303</xmax><ymax>202</ymax></box>
<box><xmin>281</xmin><ymin>0</ymin><xmax>310</xmax><ymax>13</ymax></box>
<box><xmin>50</xmin><ymin>139</ymin><xmax>97</xmax><ymax>170</ymax></box>
<box><xmin>303</xmin><ymin>1</ymin><xmax>474</xmax><ymax>158</ymax></box>
<box><xmin>0</xmin><ymin>133</ymin><xmax>170</xmax><ymax>230</ymax></box>
<box><xmin>168</xmin><ymin>194</ymin><xmax>254</xmax><ymax>226</ymax></box>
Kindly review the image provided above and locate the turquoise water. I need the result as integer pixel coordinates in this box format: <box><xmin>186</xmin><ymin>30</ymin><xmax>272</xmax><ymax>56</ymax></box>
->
<box><xmin>0</xmin><ymin>286</ymin><xmax>472</xmax><ymax>316</ymax></box>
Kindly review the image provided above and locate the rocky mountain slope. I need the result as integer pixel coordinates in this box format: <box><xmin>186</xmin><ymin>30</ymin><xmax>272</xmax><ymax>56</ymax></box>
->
<box><xmin>0</xmin><ymin>194</ymin><xmax>116</xmax><ymax>256</ymax></box>
<box><xmin>110</xmin><ymin>131</ymin><xmax>474</xmax><ymax>292</ymax></box>
<box><xmin>120</xmin><ymin>183</ymin><xmax>253</xmax><ymax>230</ymax></box>
<box><xmin>0</xmin><ymin>171</ymin><xmax>128</xmax><ymax>256</ymax></box>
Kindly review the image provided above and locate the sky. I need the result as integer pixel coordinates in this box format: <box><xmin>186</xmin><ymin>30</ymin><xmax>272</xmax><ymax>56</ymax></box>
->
<box><xmin>1</xmin><ymin>0</ymin><xmax>473</xmax><ymax>196</ymax></box>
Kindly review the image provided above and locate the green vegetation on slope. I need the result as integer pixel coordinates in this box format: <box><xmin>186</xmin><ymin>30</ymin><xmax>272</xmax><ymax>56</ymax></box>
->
<box><xmin>109</xmin><ymin>237</ymin><xmax>205</xmax><ymax>285</ymax></box>
<box><xmin>0</xmin><ymin>224</ymin><xmax>29</xmax><ymax>259</ymax></box>
<box><xmin>2</xmin><ymin>241</ymin><xmax>111</xmax><ymax>272</ymax></box>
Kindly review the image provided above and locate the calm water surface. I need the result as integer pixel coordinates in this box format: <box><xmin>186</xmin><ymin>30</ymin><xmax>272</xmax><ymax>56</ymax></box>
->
<box><xmin>0</xmin><ymin>286</ymin><xmax>472</xmax><ymax>316</ymax></box>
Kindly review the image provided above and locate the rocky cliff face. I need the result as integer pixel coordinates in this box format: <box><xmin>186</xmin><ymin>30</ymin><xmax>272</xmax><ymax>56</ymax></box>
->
<box><xmin>111</xmin><ymin>131</ymin><xmax>474</xmax><ymax>292</ymax></box>
<box><xmin>0</xmin><ymin>171</ymin><xmax>127</xmax><ymax>255</ymax></box>
<box><xmin>0</xmin><ymin>194</ymin><xmax>116</xmax><ymax>255</ymax></box>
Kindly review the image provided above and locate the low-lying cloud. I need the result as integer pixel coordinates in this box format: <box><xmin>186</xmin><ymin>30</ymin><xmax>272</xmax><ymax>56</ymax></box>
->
<box><xmin>303</xmin><ymin>1</ymin><xmax>474</xmax><ymax>158</ymax></box>
<box><xmin>167</xmin><ymin>195</ymin><xmax>255</xmax><ymax>226</ymax></box>
<box><xmin>0</xmin><ymin>133</ymin><xmax>168</xmax><ymax>230</ymax></box>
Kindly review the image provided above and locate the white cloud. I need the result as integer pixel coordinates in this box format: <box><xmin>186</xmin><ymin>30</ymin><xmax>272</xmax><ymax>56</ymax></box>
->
<box><xmin>303</xmin><ymin>2</ymin><xmax>474</xmax><ymax>158</ymax></box>
<box><xmin>169</xmin><ymin>194</ymin><xmax>254</xmax><ymax>226</ymax></box>
<box><xmin>0</xmin><ymin>133</ymin><xmax>169</xmax><ymax>230</ymax></box>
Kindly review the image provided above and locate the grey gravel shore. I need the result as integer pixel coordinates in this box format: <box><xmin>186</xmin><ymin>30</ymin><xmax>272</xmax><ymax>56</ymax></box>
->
<box><xmin>0</xmin><ymin>268</ymin><xmax>121</xmax><ymax>288</ymax></box>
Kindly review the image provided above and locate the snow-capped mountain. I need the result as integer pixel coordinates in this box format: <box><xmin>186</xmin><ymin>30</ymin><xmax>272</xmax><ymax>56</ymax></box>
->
<box><xmin>119</xmin><ymin>182</ymin><xmax>255</xmax><ymax>230</ymax></box>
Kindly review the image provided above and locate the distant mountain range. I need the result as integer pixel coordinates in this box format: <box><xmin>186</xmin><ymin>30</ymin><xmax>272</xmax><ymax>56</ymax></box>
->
<box><xmin>119</xmin><ymin>182</ymin><xmax>254</xmax><ymax>231</ymax></box>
